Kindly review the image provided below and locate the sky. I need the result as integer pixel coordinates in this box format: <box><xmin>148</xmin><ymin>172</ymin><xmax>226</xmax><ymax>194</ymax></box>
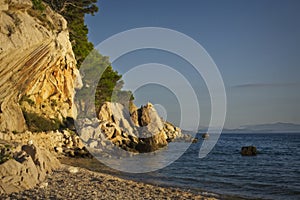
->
<box><xmin>85</xmin><ymin>0</ymin><xmax>300</xmax><ymax>129</ymax></box>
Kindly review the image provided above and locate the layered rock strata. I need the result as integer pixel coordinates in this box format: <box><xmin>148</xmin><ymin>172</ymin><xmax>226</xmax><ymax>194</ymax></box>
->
<box><xmin>0</xmin><ymin>0</ymin><xmax>82</xmax><ymax>132</ymax></box>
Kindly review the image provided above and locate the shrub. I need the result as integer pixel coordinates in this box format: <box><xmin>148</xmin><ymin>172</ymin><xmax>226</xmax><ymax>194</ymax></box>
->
<box><xmin>32</xmin><ymin>0</ymin><xmax>45</xmax><ymax>12</ymax></box>
<box><xmin>22</xmin><ymin>111</ymin><xmax>61</xmax><ymax>132</ymax></box>
<box><xmin>0</xmin><ymin>144</ymin><xmax>13</xmax><ymax>164</ymax></box>
<box><xmin>50</xmin><ymin>99</ymin><xmax>57</xmax><ymax>107</ymax></box>
<box><xmin>20</xmin><ymin>95</ymin><xmax>35</xmax><ymax>106</ymax></box>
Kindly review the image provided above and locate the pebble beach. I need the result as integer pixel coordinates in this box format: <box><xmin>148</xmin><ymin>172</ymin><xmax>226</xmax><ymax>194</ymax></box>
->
<box><xmin>0</xmin><ymin>164</ymin><xmax>219</xmax><ymax>200</ymax></box>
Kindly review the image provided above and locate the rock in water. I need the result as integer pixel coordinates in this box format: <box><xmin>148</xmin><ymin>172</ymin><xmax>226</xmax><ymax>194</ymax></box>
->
<box><xmin>241</xmin><ymin>146</ymin><xmax>257</xmax><ymax>156</ymax></box>
<box><xmin>202</xmin><ymin>133</ymin><xmax>209</xmax><ymax>139</ymax></box>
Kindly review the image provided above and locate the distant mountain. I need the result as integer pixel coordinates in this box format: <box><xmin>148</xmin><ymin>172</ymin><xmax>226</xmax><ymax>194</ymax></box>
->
<box><xmin>197</xmin><ymin>122</ymin><xmax>300</xmax><ymax>133</ymax></box>
<box><xmin>223</xmin><ymin>122</ymin><xmax>300</xmax><ymax>133</ymax></box>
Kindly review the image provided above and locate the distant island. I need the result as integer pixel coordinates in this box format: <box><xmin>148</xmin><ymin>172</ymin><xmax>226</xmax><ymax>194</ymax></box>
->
<box><xmin>198</xmin><ymin>122</ymin><xmax>300</xmax><ymax>134</ymax></box>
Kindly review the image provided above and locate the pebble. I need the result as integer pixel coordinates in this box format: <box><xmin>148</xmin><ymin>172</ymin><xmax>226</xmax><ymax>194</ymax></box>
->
<box><xmin>68</xmin><ymin>166</ymin><xmax>79</xmax><ymax>173</ymax></box>
<box><xmin>0</xmin><ymin>164</ymin><xmax>219</xmax><ymax>200</ymax></box>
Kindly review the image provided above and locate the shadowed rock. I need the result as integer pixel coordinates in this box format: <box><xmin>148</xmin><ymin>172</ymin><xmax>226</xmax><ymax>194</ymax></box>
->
<box><xmin>0</xmin><ymin>142</ymin><xmax>60</xmax><ymax>194</ymax></box>
<box><xmin>241</xmin><ymin>146</ymin><xmax>257</xmax><ymax>156</ymax></box>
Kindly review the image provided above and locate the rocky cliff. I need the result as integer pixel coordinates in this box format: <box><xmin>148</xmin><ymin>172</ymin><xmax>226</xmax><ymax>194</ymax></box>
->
<box><xmin>0</xmin><ymin>0</ymin><xmax>82</xmax><ymax>133</ymax></box>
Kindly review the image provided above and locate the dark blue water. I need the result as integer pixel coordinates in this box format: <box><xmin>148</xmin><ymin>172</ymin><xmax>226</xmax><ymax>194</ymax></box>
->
<box><xmin>126</xmin><ymin>133</ymin><xmax>300</xmax><ymax>199</ymax></box>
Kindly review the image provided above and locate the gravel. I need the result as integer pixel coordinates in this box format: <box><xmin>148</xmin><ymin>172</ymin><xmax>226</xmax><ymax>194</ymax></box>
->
<box><xmin>0</xmin><ymin>164</ymin><xmax>219</xmax><ymax>200</ymax></box>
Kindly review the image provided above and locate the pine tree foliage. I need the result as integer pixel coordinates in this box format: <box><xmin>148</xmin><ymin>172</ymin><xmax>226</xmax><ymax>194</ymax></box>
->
<box><xmin>39</xmin><ymin>0</ymin><xmax>133</xmax><ymax>110</ymax></box>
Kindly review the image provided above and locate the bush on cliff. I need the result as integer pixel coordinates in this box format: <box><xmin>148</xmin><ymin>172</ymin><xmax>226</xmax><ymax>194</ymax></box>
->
<box><xmin>43</xmin><ymin>0</ymin><xmax>133</xmax><ymax>108</ymax></box>
<box><xmin>22</xmin><ymin>111</ymin><xmax>61</xmax><ymax>132</ymax></box>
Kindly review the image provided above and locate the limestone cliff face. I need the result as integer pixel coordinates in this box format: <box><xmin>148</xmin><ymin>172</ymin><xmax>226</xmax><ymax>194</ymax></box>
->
<box><xmin>0</xmin><ymin>0</ymin><xmax>82</xmax><ymax>132</ymax></box>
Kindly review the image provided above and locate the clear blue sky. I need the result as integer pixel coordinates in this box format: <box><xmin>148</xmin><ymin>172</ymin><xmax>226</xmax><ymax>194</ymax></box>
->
<box><xmin>85</xmin><ymin>0</ymin><xmax>300</xmax><ymax>128</ymax></box>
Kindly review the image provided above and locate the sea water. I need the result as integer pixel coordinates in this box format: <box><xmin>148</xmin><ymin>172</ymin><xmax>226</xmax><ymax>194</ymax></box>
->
<box><xmin>125</xmin><ymin>133</ymin><xmax>300</xmax><ymax>199</ymax></box>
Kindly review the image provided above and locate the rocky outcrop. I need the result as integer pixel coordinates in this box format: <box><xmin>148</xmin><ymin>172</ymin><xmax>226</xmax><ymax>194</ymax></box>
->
<box><xmin>241</xmin><ymin>146</ymin><xmax>257</xmax><ymax>156</ymax></box>
<box><xmin>0</xmin><ymin>130</ymin><xmax>90</xmax><ymax>158</ymax></box>
<box><xmin>78</xmin><ymin>102</ymin><xmax>190</xmax><ymax>153</ymax></box>
<box><xmin>0</xmin><ymin>0</ymin><xmax>81</xmax><ymax>132</ymax></box>
<box><xmin>0</xmin><ymin>141</ymin><xmax>60</xmax><ymax>194</ymax></box>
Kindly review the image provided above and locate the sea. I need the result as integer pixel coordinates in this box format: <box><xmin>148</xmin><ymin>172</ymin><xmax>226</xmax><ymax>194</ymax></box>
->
<box><xmin>63</xmin><ymin>133</ymin><xmax>300</xmax><ymax>200</ymax></box>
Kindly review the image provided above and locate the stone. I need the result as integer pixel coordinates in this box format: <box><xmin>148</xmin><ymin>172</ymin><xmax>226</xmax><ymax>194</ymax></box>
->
<box><xmin>67</xmin><ymin>166</ymin><xmax>79</xmax><ymax>174</ymax></box>
<box><xmin>89</xmin><ymin>140</ymin><xmax>98</xmax><ymax>149</ymax></box>
<box><xmin>202</xmin><ymin>133</ymin><xmax>209</xmax><ymax>139</ymax></box>
<box><xmin>21</xmin><ymin>144</ymin><xmax>61</xmax><ymax>181</ymax></box>
<box><xmin>0</xmin><ymin>158</ymin><xmax>38</xmax><ymax>194</ymax></box>
<box><xmin>54</xmin><ymin>146</ymin><xmax>63</xmax><ymax>153</ymax></box>
<box><xmin>140</xmin><ymin>104</ymin><xmax>151</xmax><ymax>126</ymax></box>
<box><xmin>165</xmin><ymin>122</ymin><xmax>175</xmax><ymax>132</ymax></box>
<box><xmin>135</xmin><ymin>130</ymin><xmax>168</xmax><ymax>153</ymax></box>
<box><xmin>79</xmin><ymin>126</ymin><xmax>95</xmax><ymax>142</ymax></box>
<box><xmin>39</xmin><ymin>182</ymin><xmax>48</xmax><ymax>189</ymax></box>
<box><xmin>98</xmin><ymin>103</ymin><xmax>112</xmax><ymax>122</ymax></box>
<box><xmin>241</xmin><ymin>146</ymin><xmax>257</xmax><ymax>156</ymax></box>
<box><xmin>0</xmin><ymin>143</ymin><xmax>60</xmax><ymax>194</ymax></box>
<box><xmin>192</xmin><ymin>138</ymin><xmax>198</xmax><ymax>143</ymax></box>
<box><xmin>110</xmin><ymin>135</ymin><xmax>126</xmax><ymax>146</ymax></box>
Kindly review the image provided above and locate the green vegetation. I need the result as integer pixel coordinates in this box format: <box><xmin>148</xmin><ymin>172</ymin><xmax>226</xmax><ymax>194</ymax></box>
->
<box><xmin>32</xmin><ymin>0</ymin><xmax>46</xmax><ymax>12</ymax></box>
<box><xmin>29</xmin><ymin>0</ymin><xmax>54</xmax><ymax>30</ymax></box>
<box><xmin>42</xmin><ymin>0</ymin><xmax>134</xmax><ymax>109</ymax></box>
<box><xmin>6</xmin><ymin>24</ymin><xmax>15</xmax><ymax>37</ymax></box>
<box><xmin>50</xmin><ymin>99</ymin><xmax>57</xmax><ymax>107</ymax></box>
<box><xmin>0</xmin><ymin>144</ymin><xmax>13</xmax><ymax>164</ymax></box>
<box><xmin>20</xmin><ymin>95</ymin><xmax>35</xmax><ymax>106</ymax></box>
<box><xmin>26</xmin><ymin>1</ymin><xmax>134</xmax><ymax>124</ymax></box>
<box><xmin>23</xmin><ymin>111</ymin><xmax>61</xmax><ymax>132</ymax></box>
<box><xmin>43</xmin><ymin>0</ymin><xmax>97</xmax><ymax>66</ymax></box>
<box><xmin>77</xmin><ymin>50</ymin><xmax>133</xmax><ymax>114</ymax></box>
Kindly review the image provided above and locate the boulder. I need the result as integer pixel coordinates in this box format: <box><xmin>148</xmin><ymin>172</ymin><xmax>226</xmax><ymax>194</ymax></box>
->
<box><xmin>88</xmin><ymin>140</ymin><xmax>98</xmax><ymax>149</ymax></box>
<box><xmin>21</xmin><ymin>144</ymin><xmax>61</xmax><ymax>181</ymax></box>
<box><xmin>202</xmin><ymin>133</ymin><xmax>209</xmax><ymax>139</ymax></box>
<box><xmin>0</xmin><ymin>158</ymin><xmax>38</xmax><ymax>194</ymax></box>
<box><xmin>241</xmin><ymin>146</ymin><xmax>257</xmax><ymax>156</ymax></box>
<box><xmin>79</xmin><ymin>126</ymin><xmax>95</xmax><ymax>142</ymax></box>
<box><xmin>0</xmin><ymin>143</ymin><xmax>60</xmax><ymax>194</ymax></box>
<box><xmin>135</xmin><ymin>130</ymin><xmax>168</xmax><ymax>153</ymax></box>
<box><xmin>192</xmin><ymin>138</ymin><xmax>198</xmax><ymax>143</ymax></box>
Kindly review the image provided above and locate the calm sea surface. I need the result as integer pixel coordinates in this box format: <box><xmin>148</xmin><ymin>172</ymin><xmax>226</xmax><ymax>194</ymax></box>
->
<box><xmin>133</xmin><ymin>133</ymin><xmax>300</xmax><ymax>199</ymax></box>
<box><xmin>64</xmin><ymin>133</ymin><xmax>300</xmax><ymax>199</ymax></box>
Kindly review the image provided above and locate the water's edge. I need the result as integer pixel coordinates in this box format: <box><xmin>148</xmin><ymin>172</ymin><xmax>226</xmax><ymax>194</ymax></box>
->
<box><xmin>60</xmin><ymin>157</ymin><xmax>251</xmax><ymax>200</ymax></box>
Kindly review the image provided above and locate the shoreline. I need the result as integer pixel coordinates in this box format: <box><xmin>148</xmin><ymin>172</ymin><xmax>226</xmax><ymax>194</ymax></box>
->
<box><xmin>0</xmin><ymin>163</ymin><xmax>220</xmax><ymax>200</ymax></box>
<box><xmin>59</xmin><ymin>157</ymin><xmax>249</xmax><ymax>200</ymax></box>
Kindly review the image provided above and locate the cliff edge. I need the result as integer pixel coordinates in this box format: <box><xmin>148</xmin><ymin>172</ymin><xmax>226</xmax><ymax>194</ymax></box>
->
<box><xmin>0</xmin><ymin>0</ymin><xmax>82</xmax><ymax>133</ymax></box>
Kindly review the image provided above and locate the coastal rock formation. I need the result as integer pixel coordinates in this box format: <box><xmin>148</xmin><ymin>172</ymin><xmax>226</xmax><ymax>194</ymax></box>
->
<box><xmin>79</xmin><ymin>102</ymin><xmax>190</xmax><ymax>153</ymax></box>
<box><xmin>0</xmin><ymin>130</ymin><xmax>90</xmax><ymax>158</ymax></box>
<box><xmin>0</xmin><ymin>0</ymin><xmax>81</xmax><ymax>132</ymax></box>
<box><xmin>0</xmin><ymin>141</ymin><xmax>60</xmax><ymax>194</ymax></box>
<box><xmin>241</xmin><ymin>146</ymin><xmax>257</xmax><ymax>156</ymax></box>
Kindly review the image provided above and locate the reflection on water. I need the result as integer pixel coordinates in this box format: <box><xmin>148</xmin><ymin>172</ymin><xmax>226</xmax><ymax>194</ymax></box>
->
<box><xmin>92</xmin><ymin>142</ymin><xmax>191</xmax><ymax>173</ymax></box>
